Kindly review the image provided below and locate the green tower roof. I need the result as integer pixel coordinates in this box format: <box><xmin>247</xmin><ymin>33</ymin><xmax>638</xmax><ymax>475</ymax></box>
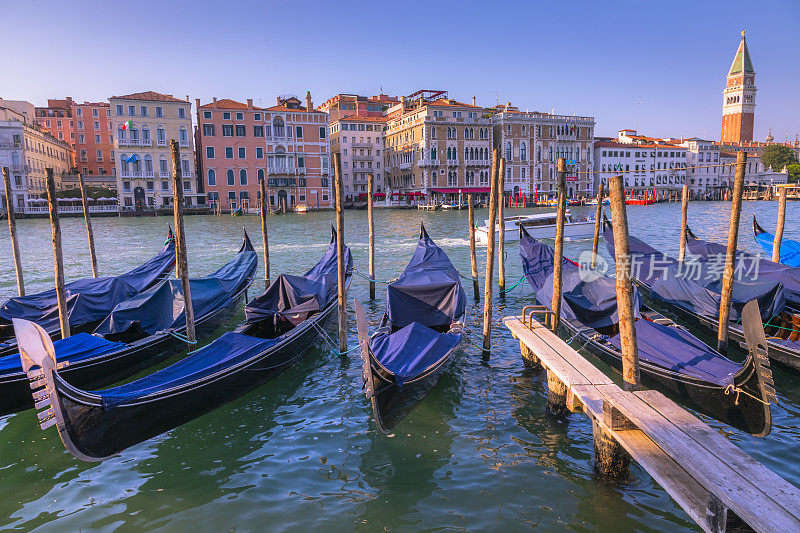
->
<box><xmin>729</xmin><ymin>31</ymin><xmax>754</xmax><ymax>75</ymax></box>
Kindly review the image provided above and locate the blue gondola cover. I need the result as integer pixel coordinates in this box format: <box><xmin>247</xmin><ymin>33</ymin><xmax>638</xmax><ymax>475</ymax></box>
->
<box><xmin>754</xmin><ymin>229</ymin><xmax>800</xmax><ymax>268</ymax></box>
<box><xmin>0</xmin><ymin>333</ymin><xmax>126</xmax><ymax>376</ymax></box>
<box><xmin>0</xmin><ymin>240</ymin><xmax>175</xmax><ymax>332</ymax></box>
<box><xmin>371</xmin><ymin>322</ymin><xmax>461</xmax><ymax>387</ymax></box>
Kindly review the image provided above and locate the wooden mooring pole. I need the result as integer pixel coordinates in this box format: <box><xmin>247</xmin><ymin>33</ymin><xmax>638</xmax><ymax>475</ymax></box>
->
<box><xmin>367</xmin><ymin>173</ymin><xmax>376</xmax><ymax>300</ymax></box>
<box><xmin>678</xmin><ymin>183</ymin><xmax>690</xmax><ymax>262</ymax></box>
<box><xmin>78</xmin><ymin>173</ymin><xmax>99</xmax><ymax>277</ymax></box>
<box><xmin>3</xmin><ymin>166</ymin><xmax>24</xmax><ymax>296</ymax></box>
<box><xmin>498</xmin><ymin>158</ymin><xmax>506</xmax><ymax>296</ymax></box>
<box><xmin>551</xmin><ymin>158</ymin><xmax>567</xmax><ymax>330</ymax></box>
<box><xmin>608</xmin><ymin>174</ymin><xmax>641</xmax><ymax>391</ymax></box>
<box><xmin>773</xmin><ymin>187</ymin><xmax>788</xmax><ymax>264</ymax></box>
<box><xmin>259</xmin><ymin>177</ymin><xmax>270</xmax><ymax>288</ymax></box>
<box><xmin>45</xmin><ymin>168</ymin><xmax>70</xmax><ymax>339</ymax></box>
<box><xmin>717</xmin><ymin>151</ymin><xmax>747</xmax><ymax>354</ymax></box>
<box><xmin>170</xmin><ymin>140</ymin><xmax>195</xmax><ymax>345</ymax></box>
<box><xmin>333</xmin><ymin>152</ymin><xmax>347</xmax><ymax>354</ymax></box>
<box><xmin>590</xmin><ymin>181</ymin><xmax>604</xmax><ymax>269</ymax></box>
<box><xmin>482</xmin><ymin>149</ymin><xmax>500</xmax><ymax>355</ymax></box>
<box><xmin>468</xmin><ymin>193</ymin><xmax>480</xmax><ymax>301</ymax></box>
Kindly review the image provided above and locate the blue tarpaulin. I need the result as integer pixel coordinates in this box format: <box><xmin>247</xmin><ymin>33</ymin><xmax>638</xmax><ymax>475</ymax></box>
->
<box><xmin>0</xmin><ymin>239</ymin><xmax>176</xmax><ymax>333</ymax></box>
<box><xmin>386</xmin><ymin>229</ymin><xmax>466</xmax><ymax>329</ymax></box>
<box><xmin>0</xmin><ymin>333</ymin><xmax>127</xmax><ymax>376</ymax></box>
<box><xmin>755</xmin><ymin>228</ymin><xmax>800</xmax><ymax>268</ymax></box>
<box><xmin>371</xmin><ymin>322</ymin><xmax>461</xmax><ymax>387</ymax></box>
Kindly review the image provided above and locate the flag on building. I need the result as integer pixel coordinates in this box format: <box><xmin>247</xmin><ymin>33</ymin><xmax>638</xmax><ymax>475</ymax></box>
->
<box><xmin>126</xmin><ymin>154</ymin><xmax>138</xmax><ymax>164</ymax></box>
<box><xmin>121</xmin><ymin>121</ymin><xmax>132</xmax><ymax>130</ymax></box>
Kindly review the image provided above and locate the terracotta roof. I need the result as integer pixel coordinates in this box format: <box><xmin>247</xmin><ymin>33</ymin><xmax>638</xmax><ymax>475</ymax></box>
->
<box><xmin>45</xmin><ymin>99</ymin><xmax>71</xmax><ymax>109</ymax></box>
<box><xmin>198</xmin><ymin>98</ymin><xmax>260</xmax><ymax>110</ymax></box>
<box><xmin>336</xmin><ymin>114</ymin><xmax>390</xmax><ymax>123</ymax></box>
<box><xmin>262</xmin><ymin>104</ymin><xmax>321</xmax><ymax>113</ymax></box>
<box><xmin>595</xmin><ymin>141</ymin><xmax>686</xmax><ymax>151</ymax></box>
<box><xmin>111</xmin><ymin>91</ymin><xmax>189</xmax><ymax>103</ymax></box>
<box><xmin>427</xmin><ymin>98</ymin><xmax>481</xmax><ymax>109</ymax></box>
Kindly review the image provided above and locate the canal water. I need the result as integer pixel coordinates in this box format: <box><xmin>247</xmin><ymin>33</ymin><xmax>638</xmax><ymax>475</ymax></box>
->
<box><xmin>0</xmin><ymin>201</ymin><xmax>798</xmax><ymax>532</ymax></box>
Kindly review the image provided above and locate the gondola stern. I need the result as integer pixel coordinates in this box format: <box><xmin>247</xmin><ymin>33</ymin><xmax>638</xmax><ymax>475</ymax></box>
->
<box><xmin>738</xmin><ymin>300</ymin><xmax>776</xmax><ymax>437</ymax></box>
<box><xmin>353</xmin><ymin>299</ymin><xmax>390</xmax><ymax>435</ymax></box>
<box><xmin>753</xmin><ymin>213</ymin><xmax>767</xmax><ymax>237</ymax></box>
<box><xmin>330</xmin><ymin>223</ymin><xmax>337</xmax><ymax>244</ymax></box>
<box><xmin>519</xmin><ymin>223</ymin><xmax>532</xmax><ymax>241</ymax></box>
<box><xmin>685</xmin><ymin>225</ymin><xmax>699</xmax><ymax>242</ymax></box>
<box><xmin>419</xmin><ymin>223</ymin><xmax>430</xmax><ymax>242</ymax></box>
<box><xmin>240</xmin><ymin>226</ymin><xmax>255</xmax><ymax>252</ymax></box>
<box><xmin>602</xmin><ymin>213</ymin><xmax>612</xmax><ymax>231</ymax></box>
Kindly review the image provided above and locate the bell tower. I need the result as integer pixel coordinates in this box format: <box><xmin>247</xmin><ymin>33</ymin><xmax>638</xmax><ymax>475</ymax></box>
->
<box><xmin>721</xmin><ymin>30</ymin><xmax>756</xmax><ymax>143</ymax></box>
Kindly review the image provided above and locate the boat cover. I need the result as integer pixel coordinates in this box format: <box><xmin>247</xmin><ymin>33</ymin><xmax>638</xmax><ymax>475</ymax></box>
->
<box><xmin>245</xmin><ymin>237</ymin><xmax>352</xmax><ymax>325</ymax></box>
<box><xmin>97</xmin><ymin>332</ymin><xmax>277</xmax><ymax>408</ymax></box>
<box><xmin>608</xmin><ymin>320</ymin><xmax>739</xmax><ymax>387</ymax></box>
<box><xmin>371</xmin><ymin>322</ymin><xmax>462</xmax><ymax>386</ymax></box>
<box><xmin>0</xmin><ymin>239</ymin><xmax>175</xmax><ymax>332</ymax></box>
<box><xmin>520</xmin><ymin>230</ymin><xmax>576</xmax><ymax>291</ymax></box>
<box><xmin>603</xmin><ymin>227</ymin><xmax>678</xmax><ymax>287</ymax></box>
<box><xmin>688</xmin><ymin>235</ymin><xmax>800</xmax><ymax>308</ymax></box>
<box><xmin>0</xmin><ymin>333</ymin><xmax>126</xmax><ymax>376</ymax></box>
<box><xmin>387</xmin><ymin>230</ymin><xmax>466</xmax><ymax>328</ymax></box>
<box><xmin>754</xmin><ymin>229</ymin><xmax>800</xmax><ymax>268</ymax></box>
<box><xmin>93</xmin><ymin>244</ymin><xmax>257</xmax><ymax>336</ymax></box>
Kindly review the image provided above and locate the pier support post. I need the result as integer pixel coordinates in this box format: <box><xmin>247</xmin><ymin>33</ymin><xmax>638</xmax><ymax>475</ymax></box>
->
<box><xmin>520</xmin><ymin>342</ymin><xmax>542</xmax><ymax>371</ymax></box>
<box><xmin>609</xmin><ymin>175</ymin><xmax>641</xmax><ymax>391</ymax></box>
<box><xmin>170</xmin><ymin>140</ymin><xmax>195</xmax><ymax>345</ymax></box>
<box><xmin>678</xmin><ymin>183</ymin><xmax>690</xmax><ymax>262</ymax></box>
<box><xmin>773</xmin><ymin>187</ymin><xmax>787</xmax><ymax>264</ymax></box>
<box><xmin>259</xmin><ymin>177</ymin><xmax>270</xmax><ymax>288</ymax></box>
<box><xmin>78</xmin><ymin>173</ymin><xmax>99</xmax><ymax>278</ymax></box>
<box><xmin>552</xmin><ymin>158</ymin><xmax>567</xmax><ymax>329</ymax></box>
<box><xmin>45</xmin><ymin>168</ymin><xmax>70</xmax><ymax>339</ymax></box>
<box><xmin>546</xmin><ymin>370</ymin><xmax>569</xmax><ymax>417</ymax></box>
<box><xmin>482</xmin><ymin>149</ymin><xmax>500</xmax><ymax>355</ymax></box>
<box><xmin>3</xmin><ymin>167</ymin><xmax>24</xmax><ymax>296</ymax></box>
<box><xmin>368</xmin><ymin>173</ymin><xmax>376</xmax><ymax>300</ymax></box>
<box><xmin>498</xmin><ymin>158</ymin><xmax>506</xmax><ymax>296</ymax></box>
<box><xmin>468</xmin><ymin>193</ymin><xmax>480</xmax><ymax>301</ymax></box>
<box><xmin>717</xmin><ymin>151</ymin><xmax>747</xmax><ymax>354</ymax></box>
<box><xmin>592</xmin><ymin>420</ymin><xmax>630</xmax><ymax>479</ymax></box>
<box><xmin>591</xmin><ymin>181</ymin><xmax>604</xmax><ymax>269</ymax></box>
<box><xmin>333</xmin><ymin>152</ymin><xmax>347</xmax><ymax>355</ymax></box>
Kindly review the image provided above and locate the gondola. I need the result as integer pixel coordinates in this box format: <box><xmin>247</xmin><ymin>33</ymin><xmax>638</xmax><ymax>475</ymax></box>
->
<box><xmin>1</xmin><ymin>230</ymin><xmax>257</xmax><ymax>416</ymax></box>
<box><xmin>603</xmin><ymin>216</ymin><xmax>800</xmax><ymax>372</ymax></box>
<box><xmin>753</xmin><ymin>214</ymin><xmax>800</xmax><ymax>267</ymax></box>
<box><xmin>0</xmin><ymin>228</ymin><xmax>176</xmax><ymax>353</ymax></box>
<box><xmin>355</xmin><ymin>225</ymin><xmax>465</xmax><ymax>434</ymax></box>
<box><xmin>13</xmin><ymin>227</ymin><xmax>351</xmax><ymax>461</ymax></box>
<box><xmin>520</xmin><ymin>226</ymin><xmax>774</xmax><ymax>436</ymax></box>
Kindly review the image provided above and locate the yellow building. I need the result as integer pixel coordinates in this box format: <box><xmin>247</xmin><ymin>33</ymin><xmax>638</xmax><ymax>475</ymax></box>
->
<box><xmin>110</xmin><ymin>91</ymin><xmax>200</xmax><ymax>211</ymax></box>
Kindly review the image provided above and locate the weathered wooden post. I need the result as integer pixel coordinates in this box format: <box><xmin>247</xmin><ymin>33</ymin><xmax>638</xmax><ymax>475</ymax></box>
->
<box><xmin>45</xmin><ymin>168</ymin><xmax>70</xmax><ymax>339</ymax></box>
<box><xmin>773</xmin><ymin>187</ymin><xmax>788</xmax><ymax>263</ymax></box>
<box><xmin>717</xmin><ymin>151</ymin><xmax>747</xmax><ymax>354</ymax></box>
<box><xmin>333</xmin><ymin>152</ymin><xmax>347</xmax><ymax>354</ymax></box>
<box><xmin>259</xmin><ymin>177</ymin><xmax>270</xmax><ymax>288</ymax></box>
<box><xmin>170</xmin><ymin>140</ymin><xmax>195</xmax><ymax>345</ymax></box>
<box><xmin>608</xmin><ymin>174</ymin><xmax>641</xmax><ymax>391</ymax></box>
<box><xmin>552</xmin><ymin>158</ymin><xmax>567</xmax><ymax>330</ymax></box>
<box><xmin>3</xmin><ymin>167</ymin><xmax>24</xmax><ymax>296</ymax></box>
<box><xmin>367</xmin><ymin>173</ymin><xmax>376</xmax><ymax>300</ymax></box>
<box><xmin>78</xmin><ymin>173</ymin><xmax>99</xmax><ymax>277</ymax></box>
<box><xmin>482</xmin><ymin>149</ymin><xmax>500</xmax><ymax>355</ymax></box>
<box><xmin>590</xmin><ymin>181</ymin><xmax>604</xmax><ymax>269</ymax></box>
<box><xmin>498</xmin><ymin>158</ymin><xmax>506</xmax><ymax>296</ymax></box>
<box><xmin>468</xmin><ymin>193</ymin><xmax>480</xmax><ymax>301</ymax></box>
<box><xmin>678</xmin><ymin>183</ymin><xmax>690</xmax><ymax>262</ymax></box>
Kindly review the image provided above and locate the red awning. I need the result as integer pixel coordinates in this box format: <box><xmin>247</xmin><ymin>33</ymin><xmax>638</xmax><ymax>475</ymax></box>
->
<box><xmin>373</xmin><ymin>192</ymin><xmax>386</xmax><ymax>198</ymax></box>
<box><xmin>406</xmin><ymin>192</ymin><xmax>426</xmax><ymax>197</ymax></box>
<box><xmin>391</xmin><ymin>192</ymin><xmax>404</xmax><ymax>197</ymax></box>
<box><xmin>429</xmin><ymin>187</ymin><xmax>490</xmax><ymax>194</ymax></box>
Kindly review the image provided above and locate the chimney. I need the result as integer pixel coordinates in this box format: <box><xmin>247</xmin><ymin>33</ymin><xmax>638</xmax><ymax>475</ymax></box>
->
<box><xmin>247</xmin><ymin>98</ymin><xmax>253</xmax><ymax>110</ymax></box>
<box><xmin>195</xmin><ymin>98</ymin><xmax>201</xmax><ymax>112</ymax></box>
<box><xmin>472</xmin><ymin>96</ymin><xmax>476</xmax><ymax>106</ymax></box>
<box><xmin>277</xmin><ymin>96</ymin><xmax>282</xmax><ymax>105</ymax></box>
<box><xmin>185</xmin><ymin>95</ymin><xmax>189</xmax><ymax>103</ymax></box>
<box><xmin>306</xmin><ymin>91</ymin><xmax>312</xmax><ymax>111</ymax></box>
<box><xmin>400</xmin><ymin>96</ymin><xmax>406</xmax><ymax>110</ymax></box>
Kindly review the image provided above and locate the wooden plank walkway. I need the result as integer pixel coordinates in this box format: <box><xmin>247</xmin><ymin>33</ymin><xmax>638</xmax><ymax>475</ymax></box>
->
<box><xmin>504</xmin><ymin>315</ymin><xmax>800</xmax><ymax>533</ymax></box>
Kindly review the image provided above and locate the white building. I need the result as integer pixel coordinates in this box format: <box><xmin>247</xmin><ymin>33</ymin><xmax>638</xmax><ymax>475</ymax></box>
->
<box><xmin>329</xmin><ymin>114</ymin><xmax>388</xmax><ymax>200</ymax></box>
<box><xmin>680</xmin><ymin>138</ymin><xmax>722</xmax><ymax>195</ymax></box>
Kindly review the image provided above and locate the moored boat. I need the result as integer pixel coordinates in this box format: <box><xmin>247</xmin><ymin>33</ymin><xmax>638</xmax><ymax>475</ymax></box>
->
<box><xmin>355</xmin><ymin>225</ymin><xmax>465</xmax><ymax>433</ymax></box>
<box><xmin>476</xmin><ymin>211</ymin><xmax>594</xmax><ymax>244</ymax></box>
<box><xmin>753</xmin><ymin>214</ymin><xmax>800</xmax><ymax>267</ymax></box>
<box><xmin>520</xmin><ymin>226</ymin><xmax>774</xmax><ymax>436</ymax></box>
<box><xmin>295</xmin><ymin>203</ymin><xmax>308</xmax><ymax>213</ymax></box>
<box><xmin>1</xmin><ymin>231</ymin><xmax>258</xmax><ymax>416</ymax></box>
<box><xmin>13</xmin><ymin>227</ymin><xmax>352</xmax><ymax>461</ymax></box>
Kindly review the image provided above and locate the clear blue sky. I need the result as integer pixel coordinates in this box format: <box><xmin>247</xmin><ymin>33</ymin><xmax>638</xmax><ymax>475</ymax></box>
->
<box><xmin>2</xmin><ymin>0</ymin><xmax>798</xmax><ymax>142</ymax></box>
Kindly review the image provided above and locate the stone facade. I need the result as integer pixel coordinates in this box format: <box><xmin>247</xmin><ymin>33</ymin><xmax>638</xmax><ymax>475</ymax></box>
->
<box><xmin>720</xmin><ymin>31</ymin><xmax>757</xmax><ymax>144</ymax></box>
<box><xmin>329</xmin><ymin>114</ymin><xmax>388</xmax><ymax>200</ymax></box>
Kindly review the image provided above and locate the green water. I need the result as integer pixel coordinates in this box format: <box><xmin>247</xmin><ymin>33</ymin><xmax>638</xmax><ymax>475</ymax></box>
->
<box><xmin>1</xmin><ymin>201</ymin><xmax>799</xmax><ymax>532</ymax></box>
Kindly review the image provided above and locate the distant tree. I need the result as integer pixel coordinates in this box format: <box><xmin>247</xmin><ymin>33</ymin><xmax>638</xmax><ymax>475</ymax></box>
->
<box><xmin>761</xmin><ymin>145</ymin><xmax>798</xmax><ymax>172</ymax></box>
<box><xmin>787</xmin><ymin>163</ymin><xmax>800</xmax><ymax>183</ymax></box>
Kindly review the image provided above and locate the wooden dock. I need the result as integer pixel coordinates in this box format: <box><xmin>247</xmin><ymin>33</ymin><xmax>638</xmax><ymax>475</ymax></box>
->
<box><xmin>505</xmin><ymin>313</ymin><xmax>800</xmax><ymax>533</ymax></box>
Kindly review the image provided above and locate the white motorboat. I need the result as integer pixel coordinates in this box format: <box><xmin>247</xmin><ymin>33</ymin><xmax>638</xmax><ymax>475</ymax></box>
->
<box><xmin>475</xmin><ymin>211</ymin><xmax>595</xmax><ymax>244</ymax></box>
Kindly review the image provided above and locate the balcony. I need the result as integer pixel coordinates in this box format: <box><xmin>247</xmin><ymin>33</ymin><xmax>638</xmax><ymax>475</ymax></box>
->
<box><xmin>351</xmin><ymin>142</ymin><xmax>373</xmax><ymax>149</ymax></box>
<box><xmin>447</xmin><ymin>159</ymin><xmax>460</xmax><ymax>166</ymax></box>
<box><xmin>159</xmin><ymin>172</ymin><xmax>170</xmax><ymax>178</ymax></box>
<box><xmin>140</xmin><ymin>139</ymin><xmax>153</xmax><ymax>147</ymax></box>
<box><xmin>121</xmin><ymin>170</ymin><xmax>144</xmax><ymax>178</ymax></box>
<box><xmin>179</xmin><ymin>140</ymin><xmax>189</xmax><ymax>148</ymax></box>
<box><xmin>418</xmin><ymin>159</ymin><xmax>440</xmax><ymax>167</ymax></box>
<box><xmin>268</xmin><ymin>167</ymin><xmax>297</xmax><ymax>175</ymax></box>
<box><xmin>0</xmin><ymin>141</ymin><xmax>22</xmax><ymax>149</ymax></box>
<box><xmin>352</xmin><ymin>153</ymin><xmax>373</xmax><ymax>161</ymax></box>
<box><xmin>157</xmin><ymin>139</ymin><xmax>167</xmax><ymax>147</ymax></box>
<box><xmin>265</xmin><ymin>135</ymin><xmax>289</xmax><ymax>143</ymax></box>
<box><xmin>8</xmin><ymin>164</ymin><xmax>28</xmax><ymax>173</ymax></box>
<box><xmin>144</xmin><ymin>171</ymin><xmax>155</xmax><ymax>178</ymax></box>
<box><xmin>466</xmin><ymin>159</ymin><xmax>490</xmax><ymax>167</ymax></box>
<box><xmin>398</xmin><ymin>161</ymin><xmax>413</xmax><ymax>170</ymax></box>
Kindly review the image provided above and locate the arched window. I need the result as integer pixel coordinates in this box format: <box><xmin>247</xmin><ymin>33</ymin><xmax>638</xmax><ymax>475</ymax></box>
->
<box><xmin>142</xmin><ymin>124</ymin><xmax>150</xmax><ymax>142</ymax></box>
<box><xmin>273</xmin><ymin>117</ymin><xmax>285</xmax><ymax>137</ymax></box>
<box><xmin>464</xmin><ymin>146</ymin><xmax>468</xmax><ymax>160</ymax></box>
<box><xmin>505</xmin><ymin>142</ymin><xmax>512</xmax><ymax>161</ymax></box>
<box><xmin>240</xmin><ymin>169</ymin><xmax>247</xmax><ymax>185</ymax></box>
<box><xmin>431</xmin><ymin>146</ymin><xmax>437</xmax><ymax>159</ymax></box>
<box><xmin>179</xmin><ymin>126</ymin><xmax>187</xmax><ymax>143</ymax></box>
<box><xmin>521</xmin><ymin>142</ymin><xmax>526</xmax><ymax>162</ymax></box>
<box><xmin>227</xmin><ymin>169</ymin><xmax>235</xmax><ymax>186</ymax></box>
<box><xmin>144</xmin><ymin>154</ymin><xmax>153</xmax><ymax>172</ymax></box>
<box><xmin>431</xmin><ymin>126</ymin><xmax>436</xmax><ymax>139</ymax></box>
<box><xmin>257</xmin><ymin>168</ymin><xmax>264</xmax><ymax>181</ymax></box>
<box><xmin>208</xmin><ymin>169</ymin><xmax>216</xmax><ymax>186</ymax></box>
<box><xmin>157</xmin><ymin>126</ymin><xmax>165</xmax><ymax>142</ymax></box>
<box><xmin>120</xmin><ymin>154</ymin><xmax>128</xmax><ymax>171</ymax></box>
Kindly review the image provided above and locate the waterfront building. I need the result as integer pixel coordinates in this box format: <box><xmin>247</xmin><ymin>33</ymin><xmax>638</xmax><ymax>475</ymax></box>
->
<box><xmin>679</xmin><ymin>138</ymin><xmax>722</xmax><ymax>196</ymax></box>
<box><xmin>318</xmin><ymin>93</ymin><xmax>398</xmax><ymax>123</ymax></box>
<box><xmin>383</xmin><ymin>90</ymin><xmax>493</xmax><ymax>204</ymax></box>
<box><xmin>195</xmin><ymin>97</ymin><xmax>271</xmax><ymax>212</ymax></box>
<box><xmin>328</xmin><ymin>114</ymin><xmax>389</xmax><ymax>200</ymax></box>
<box><xmin>109</xmin><ymin>91</ymin><xmax>200</xmax><ymax>211</ymax></box>
<box><xmin>719</xmin><ymin>150</ymin><xmax>787</xmax><ymax>189</ymax></box>
<box><xmin>593</xmin><ymin>129</ymin><xmax>687</xmax><ymax>195</ymax></box>
<box><xmin>489</xmin><ymin>103</ymin><xmax>595</xmax><ymax>199</ymax></box>
<box><xmin>35</xmin><ymin>97</ymin><xmax>114</xmax><ymax>177</ymax></box>
<box><xmin>261</xmin><ymin>93</ymin><xmax>331</xmax><ymax>210</ymax></box>
<box><xmin>0</xmin><ymin>99</ymin><xmax>73</xmax><ymax>213</ymax></box>
<box><xmin>720</xmin><ymin>31</ymin><xmax>757</xmax><ymax>144</ymax></box>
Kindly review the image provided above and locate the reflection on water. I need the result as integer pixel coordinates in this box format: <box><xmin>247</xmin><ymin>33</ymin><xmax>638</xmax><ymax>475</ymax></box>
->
<box><xmin>0</xmin><ymin>200</ymin><xmax>798</xmax><ymax>531</ymax></box>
